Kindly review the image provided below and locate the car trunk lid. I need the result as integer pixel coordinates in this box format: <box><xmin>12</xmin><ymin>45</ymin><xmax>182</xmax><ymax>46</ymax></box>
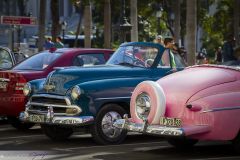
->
<box><xmin>0</xmin><ymin>71</ymin><xmax>27</xmax><ymax>94</ymax></box>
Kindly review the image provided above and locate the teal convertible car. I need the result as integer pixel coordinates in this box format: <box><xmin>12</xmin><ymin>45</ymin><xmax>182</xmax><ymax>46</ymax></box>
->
<box><xmin>20</xmin><ymin>42</ymin><xmax>186</xmax><ymax>144</ymax></box>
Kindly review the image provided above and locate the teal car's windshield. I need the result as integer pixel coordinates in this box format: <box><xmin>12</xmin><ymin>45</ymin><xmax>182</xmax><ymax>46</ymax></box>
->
<box><xmin>107</xmin><ymin>45</ymin><xmax>159</xmax><ymax>68</ymax></box>
<box><xmin>13</xmin><ymin>51</ymin><xmax>62</xmax><ymax>70</ymax></box>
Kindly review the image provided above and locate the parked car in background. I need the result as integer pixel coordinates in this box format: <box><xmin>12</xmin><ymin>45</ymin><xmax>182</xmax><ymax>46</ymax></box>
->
<box><xmin>20</xmin><ymin>42</ymin><xmax>186</xmax><ymax>144</ymax></box>
<box><xmin>0</xmin><ymin>48</ymin><xmax>113</xmax><ymax>129</ymax></box>
<box><xmin>0</xmin><ymin>47</ymin><xmax>16</xmax><ymax>70</ymax></box>
<box><xmin>114</xmin><ymin>65</ymin><xmax>240</xmax><ymax>153</ymax></box>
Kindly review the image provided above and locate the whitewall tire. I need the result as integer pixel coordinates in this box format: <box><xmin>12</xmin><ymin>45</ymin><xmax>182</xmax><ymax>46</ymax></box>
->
<box><xmin>130</xmin><ymin>81</ymin><xmax>166</xmax><ymax>124</ymax></box>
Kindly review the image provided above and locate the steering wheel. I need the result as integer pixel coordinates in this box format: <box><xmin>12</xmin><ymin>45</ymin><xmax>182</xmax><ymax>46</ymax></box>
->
<box><xmin>144</xmin><ymin>59</ymin><xmax>154</xmax><ymax>67</ymax></box>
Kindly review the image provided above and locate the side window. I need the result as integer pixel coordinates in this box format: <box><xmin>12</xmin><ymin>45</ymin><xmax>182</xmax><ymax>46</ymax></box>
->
<box><xmin>0</xmin><ymin>48</ymin><xmax>13</xmax><ymax>69</ymax></box>
<box><xmin>158</xmin><ymin>49</ymin><xmax>171</xmax><ymax>67</ymax></box>
<box><xmin>73</xmin><ymin>53</ymin><xmax>106</xmax><ymax>66</ymax></box>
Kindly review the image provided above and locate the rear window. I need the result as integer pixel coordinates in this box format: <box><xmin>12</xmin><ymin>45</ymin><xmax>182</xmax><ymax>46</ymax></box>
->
<box><xmin>13</xmin><ymin>51</ymin><xmax>62</xmax><ymax>70</ymax></box>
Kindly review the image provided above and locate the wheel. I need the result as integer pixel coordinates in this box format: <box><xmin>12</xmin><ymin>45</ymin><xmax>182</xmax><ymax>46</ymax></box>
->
<box><xmin>41</xmin><ymin>124</ymin><xmax>73</xmax><ymax>141</ymax></box>
<box><xmin>233</xmin><ymin>132</ymin><xmax>240</xmax><ymax>153</ymax></box>
<box><xmin>167</xmin><ymin>138</ymin><xmax>198</xmax><ymax>149</ymax></box>
<box><xmin>7</xmin><ymin>116</ymin><xmax>35</xmax><ymax>130</ymax></box>
<box><xmin>130</xmin><ymin>81</ymin><xmax>166</xmax><ymax>124</ymax></box>
<box><xmin>90</xmin><ymin>104</ymin><xmax>127</xmax><ymax>145</ymax></box>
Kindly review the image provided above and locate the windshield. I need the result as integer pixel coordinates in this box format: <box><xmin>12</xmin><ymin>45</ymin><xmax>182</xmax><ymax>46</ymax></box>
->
<box><xmin>13</xmin><ymin>51</ymin><xmax>62</xmax><ymax>70</ymax></box>
<box><xmin>107</xmin><ymin>45</ymin><xmax>159</xmax><ymax>68</ymax></box>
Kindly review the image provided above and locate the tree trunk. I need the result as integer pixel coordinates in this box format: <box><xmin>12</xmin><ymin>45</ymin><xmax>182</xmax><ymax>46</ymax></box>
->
<box><xmin>104</xmin><ymin>0</ymin><xmax>111</xmax><ymax>48</ymax></box>
<box><xmin>234</xmin><ymin>0</ymin><xmax>240</xmax><ymax>46</ymax></box>
<box><xmin>51</xmin><ymin>0</ymin><xmax>60</xmax><ymax>43</ymax></box>
<box><xmin>84</xmin><ymin>5</ymin><xmax>92</xmax><ymax>48</ymax></box>
<box><xmin>186</xmin><ymin>0</ymin><xmax>197</xmax><ymax>65</ymax></box>
<box><xmin>74</xmin><ymin>2</ymin><xmax>84</xmax><ymax>47</ymax></box>
<box><xmin>38</xmin><ymin>0</ymin><xmax>46</xmax><ymax>52</ymax></box>
<box><xmin>173</xmin><ymin>0</ymin><xmax>181</xmax><ymax>46</ymax></box>
<box><xmin>130</xmin><ymin>0</ymin><xmax>138</xmax><ymax>42</ymax></box>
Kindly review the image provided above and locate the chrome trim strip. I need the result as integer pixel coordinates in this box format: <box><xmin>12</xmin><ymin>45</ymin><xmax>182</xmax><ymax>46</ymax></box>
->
<box><xmin>31</xmin><ymin>94</ymin><xmax>68</xmax><ymax>100</ymax></box>
<box><xmin>0</xmin><ymin>78</ymin><xmax>10</xmax><ymax>82</ymax></box>
<box><xmin>95</xmin><ymin>96</ymin><xmax>131</xmax><ymax>101</ymax></box>
<box><xmin>201</xmin><ymin>106</ymin><xmax>240</xmax><ymax>113</ymax></box>
<box><xmin>27</xmin><ymin>110</ymin><xmax>66</xmax><ymax>116</ymax></box>
<box><xmin>187</xmin><ymin>64</ymin><xmax>240</xmax><ymax>72</ymax></box>
<box><xmin>30</xmin><ymin>102</ymin><xmax>71</xmax><ymax>108</ymax></box>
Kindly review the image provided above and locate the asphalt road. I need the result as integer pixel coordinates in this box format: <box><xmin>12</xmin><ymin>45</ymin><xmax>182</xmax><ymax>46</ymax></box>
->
<box><xmin>0</xmin><ymin>123</ymin><xmax>239</xmax><ymax>160</ymax></box>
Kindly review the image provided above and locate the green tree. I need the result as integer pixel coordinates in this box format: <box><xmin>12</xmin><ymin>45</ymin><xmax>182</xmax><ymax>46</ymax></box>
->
<box><xmin>200</xmin><ymin>0</ymin><xmax>234</xmax><ymax>58</ymax></box>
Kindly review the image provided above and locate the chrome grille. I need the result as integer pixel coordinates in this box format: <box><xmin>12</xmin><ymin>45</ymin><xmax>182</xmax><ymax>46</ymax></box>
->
<box><xmin>27</xmin><ymin>94</ymin><xmax>81</xmax><ymax>116</ymax></box>
<box><xmin>31</xmin><ymin>96</ymin><xmax>66</xmax><ymax>106</ymax></box>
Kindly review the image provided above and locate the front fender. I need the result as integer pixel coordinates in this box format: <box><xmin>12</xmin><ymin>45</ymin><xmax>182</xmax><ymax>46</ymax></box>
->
<box><xmin>72</xmin><ymin>77</ymin><xmax>151</xmax><ymax>116</ymax></box>
<box><xmin>29</xmin><ymin>78</ymin><xmax>46</xmax><ymax>96</ymax></box>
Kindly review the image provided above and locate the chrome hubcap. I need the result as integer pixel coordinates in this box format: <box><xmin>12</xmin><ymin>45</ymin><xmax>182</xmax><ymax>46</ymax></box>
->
<box><xmin>136</xmin><ymin>92</ymin><xmax>151</xmax><ymax>120</ymax></box>
<box><xmin>101</xmin><ymin>111</ymin><xmax>123</xmax><ymax>138</ymax></box>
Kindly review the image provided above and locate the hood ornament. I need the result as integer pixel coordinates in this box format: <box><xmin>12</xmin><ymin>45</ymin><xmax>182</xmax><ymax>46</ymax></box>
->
<box><xmin>44</xmin><ymin>83</ymin><xmax>55</xmax><ymax>91</ymax></box>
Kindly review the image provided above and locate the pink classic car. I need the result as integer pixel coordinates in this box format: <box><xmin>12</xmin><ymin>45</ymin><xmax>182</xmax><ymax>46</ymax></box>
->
<box><xmin>114</xmin><ymin>65</ymin><xmax>240</xmax><ymax>153</ymax></box>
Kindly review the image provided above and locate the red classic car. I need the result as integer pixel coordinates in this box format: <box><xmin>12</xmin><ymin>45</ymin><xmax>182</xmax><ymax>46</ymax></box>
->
<box><xmin>114</xmin><ymin>65</ymin><xmax>240</xmax><ymax>153</ymax></box>
<box><xmin>0</xmin><ymin>48</ymin><xmax>113</xmax><ymax>129</ymax></box>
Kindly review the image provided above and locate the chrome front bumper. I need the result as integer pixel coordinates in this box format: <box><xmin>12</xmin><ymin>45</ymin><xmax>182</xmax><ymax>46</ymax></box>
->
<box><xmin>114</xmin><ymin>119</ymin><xmax>184</xmax><ymax>136</ymax></box>
<box><xmin>19</xmin><ymin>111</ymin><xmax>94</xmax><ymax>126</ymax></box>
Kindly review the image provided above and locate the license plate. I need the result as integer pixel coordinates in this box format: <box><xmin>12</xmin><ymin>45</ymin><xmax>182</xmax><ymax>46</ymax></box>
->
<box><xmin>0</xmin><ymin>82</ymin><xmax>7</xmax><ymax>89</ymax></box>
<box><xmin>159</xmin><ymin>117</ymin><xmax>182</xmax><ymax>127</ymax></box>
<box><xmin>29</xmin><ymin>114</ymin><xmax>45</xmax><ymax>123</ymax></box>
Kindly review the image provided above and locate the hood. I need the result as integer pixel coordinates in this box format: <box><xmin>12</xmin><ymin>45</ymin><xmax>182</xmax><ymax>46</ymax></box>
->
<box><xmin>43</xmin><ymin>65</ymin><xmax>150</xmax><ymax>95</ymax></box>
<box><xmin>157</xmin><ymin>66</ymin><xmax>237</xmax><ymax>113</ymax></box>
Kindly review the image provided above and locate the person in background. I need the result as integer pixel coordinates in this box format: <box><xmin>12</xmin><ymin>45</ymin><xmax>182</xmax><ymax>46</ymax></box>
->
<box><xmin>222</xmin><ymin>34</ymin><xmax>236</xmax><ymax>62</ymax></box>
<box><xmin>154</xmin><ymin>35</ymin><xmax>164</xmax><ymax>46</ymax></box>
<box><xmin>161</xmin><ymin>37</ymin><xmax>176</xmax><ymax>68</ymax></box>
<box><xmin>54</xmin><ymin>36</ymin><xmax>64</xmax><ymax>48</ymax></box>
<box><xmin>222</xmin><ymin>47</ymin><xmax>240</xmax><ymax>66</ymax></box>
<box><xmin>196</xmin><ymin>48</ymin><xmax>208</xmax><ymax>65</ymax></box>
<box><xmin>215</xmin><ymin>46</ymin><xmax>222</xmax><ymax>64</ymax></box>
<box><xmin>44</xmin><ymin>37</ymin><xmax>54</xmax><ymax>50</ymax></box>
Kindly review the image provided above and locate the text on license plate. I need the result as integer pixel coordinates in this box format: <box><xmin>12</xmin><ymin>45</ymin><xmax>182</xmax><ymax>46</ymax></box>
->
<box><xmin>159</xmin><ymin>117</ymin><xmax>182</xmax><ymax>127</ymax></box>
<box><xmin>29</xmin><ymin>114</ymin><xmax>45</xmax><ymax>123</ymax></box>
<box><xmin>0</xmin><ymin>82</ymin><xmax>7</xmax><ymax>89</ymax></box>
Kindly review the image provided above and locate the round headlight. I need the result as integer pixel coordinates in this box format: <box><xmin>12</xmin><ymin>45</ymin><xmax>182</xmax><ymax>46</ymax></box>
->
<box><xmin>71</xmin><ymin>86</ymin><xmax>81</xmax><ymax>100</ymax></box>
<box><xmin>135</xmin><ymin>92</ymin><xmax>151</xmax><ymax>120</ymax></box>
<box><xmin>23</xmin><ymin>83</ymin><xmax>31</xmax><ymax>96</ymax></box>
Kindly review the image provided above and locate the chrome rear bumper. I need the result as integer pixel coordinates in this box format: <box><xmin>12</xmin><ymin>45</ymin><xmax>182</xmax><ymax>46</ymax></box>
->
<box><xmin>114</xmin><ymin>119</ymin><xmax>184</xmax><ymax>136</ymax></box>
<box><xmin>114</xmin><ymin>118</ymin><xmax>211</xmax><ymax>137</ymax></box>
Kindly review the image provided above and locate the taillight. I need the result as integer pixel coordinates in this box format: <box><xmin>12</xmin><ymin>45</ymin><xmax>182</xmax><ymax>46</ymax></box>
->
<box><xmin>15</xmin><ymin>82</ymin><xmax>26</xmax><ymax>91</ymax></box>
<box><xmin>13</xmin><ymin>74</ymin><xmax>27</xmax><ymax>94</ymax></box>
